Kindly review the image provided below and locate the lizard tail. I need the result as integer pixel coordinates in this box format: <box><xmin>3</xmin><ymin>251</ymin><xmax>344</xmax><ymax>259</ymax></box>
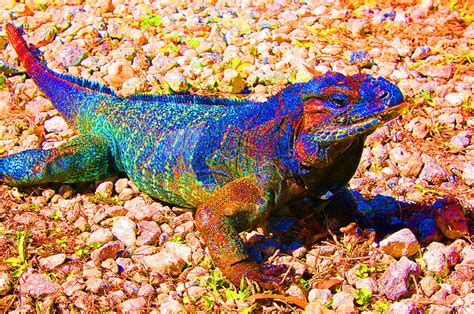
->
<box><xmin>5</xmin><ymin>23</ymin><xmax>115</xmax><ymax>123</ymax></box>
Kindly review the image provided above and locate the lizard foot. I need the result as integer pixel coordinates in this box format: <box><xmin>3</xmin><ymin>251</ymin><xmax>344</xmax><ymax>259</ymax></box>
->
<box><xmin>225</xmin><ymin>261</ymin><xmax>290</xmax><ymax>290</ymax></box>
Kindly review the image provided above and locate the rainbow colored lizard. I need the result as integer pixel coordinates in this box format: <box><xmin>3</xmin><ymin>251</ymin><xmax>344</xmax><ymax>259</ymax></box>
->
<box><xmin>0</xmin><ymin>24</ymin><xmax>404</xmax><ymax>288</ymax></box>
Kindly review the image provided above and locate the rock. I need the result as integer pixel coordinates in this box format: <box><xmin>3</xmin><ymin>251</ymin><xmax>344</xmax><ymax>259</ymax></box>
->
<box><xmin>423</xmin><ymin>242</ymin><xmax>449</xmax><ymax>276</ymax></box>
<box><xmin>58</xmin><ymin>45</ymin><xmax>87</xmax><ymax>67</ymax></box>
<box><xmin>151</xmin><ymin>56</ymin><xmax>178</xmax><ymax>73</ymax></box>
<box><xmin>378</xmin><ymin>256</ymin><xmax>420</xmax><ymax>300</ymax></box>
<box><xmin>386</xmin><ymin>300</ymin><xmax>418</xmax><ymax>314</ymax></box>
<box><xmin>454</xmin><ymin>292</ymin><xmax>474</xmax><ymax>313</ymax></box>
<box><xmin>62</xmin><ymin>276</ymin><xmax>86</xmax><ymax>297</ymax></box>
<box><xmin>138</xmin><ymin>283</ymin><xmax>155</xmax><ymax>297</ymax></box>
<box><xmin>20</xmin><ymin>274</ymin><xmax>61</xmax><ymax>298</ymax></box>
<box><xmin>308</xmin><ymin>288</ymin><xmax>332</xmax><ymax>304</ymax></box>
<box><xmin>121</xmin><ymin>297</ymin><xmax>146</xmax><ymax>312</ymax></box>
<box><xmin>25</xmin><ymin>96</ymin><xmax>51</xmax><ymax>123</ymax></box>
<box><xmin>286</xmin><ymin>285</ymin><xmax>306</xmax><ymax>300</ymax></box>
<box><xmin>164</xmin><ymin>71</ymin><xmax>188</xmax><ymax>92</ymax></box>
<box><xmin>137</xmin><ymin>220</ymin><xmax>161</xmax><ymax>246</ymax></box>
<box><xmin>44</xmin><ymin>116</ymin><xmax>69</xmax><ymax>133</ymax></box>
<box><xmin>106</xmin><ymin>60</ymin><xmax>135</xmax><ymax>89</ymax></box>
<box><xmin>305</xmin><ymin>302</ymin><xmax>332</xmax><ymax>314</ymax></box>
<box><xmin>355</xmin><ymin>277</ymin><xmax>378</xmax><ymax>293</ymax></box>
<box><xmin>332</xmin><ymin>291</ymin><xmax>355</xmax><ymax>312</ymax></box>
<box><xmin>39</xmin><ymin>253</ymin><xmax>66</xmax><ymax>270</ymax></box>
<box><xmin>0</xmin><ymin>272</ymin><xmax>11</xmax><ymax>295</ymax></box>
<box><xmin>417</xmin><ymin>64</ymin><xmax>453</xmax><ymax>79</ymax></box>
<box><xmin>419</xmin><ymin>158</ymin><xmax>448</xmax><ymax>184</ymax></box>
<box><xmin>86</xmin><ymin>227</ymin><xmax>113</xmax><ymax>246</ymax></box>
<box><xmin>112</xmin><ymin>216</ymin><xmax>137</xmax><ymax>246</ymax></box>
<box><xmin>437</xmin><ymin>113</ymin><xmax>464</xmax><ymax>128</ymax></box>
<box><xmin>85</xmin><ymin>277</ymin><xmax>107</xmax><ymax>293</ymax></box>
<box><xmin>445</xmin><ymin>92</ymin><xmax>465</xmax><ymax>106</ymax></box>
<box><xmin>462</xmin><ymin>162</ymin><xmax>474</xmax><ymax>187</ymax></box>
<box><xmin>96</xmin><ymin>181</ymin><xmax>114</xmax><ymax>198</ymax></box>
<box><xmin>388</xmin><ymin>148</ymin><xmax>423</xmax><ymax>177</ymax></box>
<box><xmin>412</xmin><ymin>46</ymin><xmax>432</xmax><ymax>60</ymax></box>
<box><xmin>142</xmin><ymin>252</ymin><xmax>185</xmax><ymax>276</ymax></box>
<box><xmin>160</xmin><ymin>299</ymin><xmax>184</xmax><ymax>314</ymax></box>
<box><xmin>419</xmin><ymin>275</ymin><xmax>440</xmax><ymax>297</ymax></box>
<box><xmin>91</xmin><ymin>241</ymin><xmax>122</xmax><ymax>261</ymax></box>
<box><xmin>118</xmin><ymin>188</ymin><xmax>134</xmax><ymax>201</ymax></box>
<box><xmin>451</xmin><ymin>132</ymin><xmax>471</xmax><ymax>150</ymax></box>
<box><xmin>116</xmin><ymin>258</ymin><xmax>138</xmax><ymax>274</ymax></box>
<box><xmin>93</xmin><ymin>205</ymin><xmax>127</xmax><ymax>224</ymax></box>
<box><xmin>434</xmin><ymin>201</ymin><xmax>468</xmax><ymax>239</ymax></box>
<box><xmin>114</xmin><ymin>178</ymin><xmax>129</xmax><ymax>194</ymax></box>
<box><xmin>379</xmin><ymin>228</ymin><xmax>420</xmax><ymax>258</ymax></box>
<box><xmin>219</xmin><ymin>68</ymin><xmax>246</xmax><ymax>93</ymax></box>
<box><xmin>163</xmin><ymin>242</ymin><xmax>192</xmax><ymax>263</ymax></box>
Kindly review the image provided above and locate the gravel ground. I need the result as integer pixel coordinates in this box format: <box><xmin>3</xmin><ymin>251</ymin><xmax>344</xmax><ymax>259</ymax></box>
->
<box><xmin>0</xmin><ymin>0</ymin><xmax>473</xmax><ymax>312</ymax></box>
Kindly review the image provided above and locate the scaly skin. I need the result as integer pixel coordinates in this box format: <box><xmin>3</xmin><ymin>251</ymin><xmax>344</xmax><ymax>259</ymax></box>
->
<box><xmin>0</xmin><ymin>24</ymin><xmax>405</xmax><ymax>289</ymax></box>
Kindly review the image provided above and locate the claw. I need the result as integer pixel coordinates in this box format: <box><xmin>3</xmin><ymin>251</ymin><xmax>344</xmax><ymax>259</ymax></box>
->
<box><xmin>224</xmin><ymin>261</ymin><xmax>291</xmax><ymax>290</ymax></box>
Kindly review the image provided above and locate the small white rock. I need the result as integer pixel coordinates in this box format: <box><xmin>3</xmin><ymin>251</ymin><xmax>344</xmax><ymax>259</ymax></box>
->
<box><xmin>112</xmin><ymin>217</ymin><xmax>137</xmax><ymax>247</ymax></box>
<box><xmin>44</xmin><ymin>116</ymin><xmax>68</xmax><ymax>133</ymax></box>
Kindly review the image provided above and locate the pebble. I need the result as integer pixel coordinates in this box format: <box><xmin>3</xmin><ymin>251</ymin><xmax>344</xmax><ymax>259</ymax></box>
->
<box><xmin>450</xmin><ymin>132</ymin><xmax>471</xmax><ymax>150</ymax></box>
<box><xmin>386</xmin><ymin>300</ymin><xmax>418</xmax><ymax>314</ymax></box>
<box><xmin>114</xmin><ymin>178</ymin><xmax>129</xmax><ymax>194</ymax></box>
<box><xmin>412</xmin><ymin>46</ymin><xmax>432</xmax><ymax>59</ymax></box>
<box><xmin>39</xmin><ymin>253</ymin><xmax>67</xmax><ymax>270</ymax></box>
<box><xmin>112</xmin><ymin>216</ymin><xmax>137</xmax><ymax>246</ymax></box>
<box><xmin>423</xmin><ymin>242</ymin><xmax>449</xmax><ymax>276</ymax></box>
<box><xmin>417</xmin><ymin>64</ymin><xmax>453</xmax><ymax>79</ymax></box>
<box><xmin>138</xmin><ymin>283</ymin><xmax>155</xmax><ymax>297</ymax></box>
<box><xmin>58</xmin><ymin>45</ymin><xmax>87</xmax><ymax>67</ymax></box>
<box><xmin>379</xmin><ymin>228</ymin><xmax>420</xmax><ymax>258</ymax></box>
<box><xmin>462</xmin><ymin>162</ymin><xmax>474</xmax><ymax>187</ymax></box>
<box><xmin>355</xmin><ymin>277</ymin><xmax>378</xmax><ymax>293</ymax></box>
<box><xmin>86</xmin><ymin>227</ymin><xmax>113</xmax><ymax>246</ymax></box>
<box><xmin>0</xmin><ymin>272</ymin><xmax>10</xmax><ymax>295</ymax></box>
<box><xmin>164</xmin><ymin>241</ymin><xmax>192</xmax><ymax>264</ymax></box>
<box><xmin>388</xmin><ymin>147</ymin><xmax>423</xmax><ymax>177</ymax></box>
<box><xmin>160</xmin><ymin>299</ymin><xmax>184</xmax><ymax>314</ymax></box>
<box><xmin>332</xmin><ymin>291</ymin><xmax>355</xmax><ymax>312</ymax></box>
<box><xmin>445</xmin><ymin>92</ymin><xmax>465</xmax><ymax>106</ymax></box>
<box><xmin>378</xmin><ymin>256</ymin><xmax>420</xmax><ymax>300</ymax></box>
<box><xmin>85</xmin><ymin>277</ymin><xmax>108</xmax><ymax>293</ymax></box>
<box><xmin>219</xmin><ymin>68</ymin><xmax>246</xmax><ymax>93</ymax></box>
<box><xmin>308</xmin><ymin>288</ymin><xmax>332</xmax><ymax>304</ymax></box>
<box><xmin>96</xmin><ymin>181</ymin><xmax>114</xmax><ymax>198</ymax></box>
<box><xmin>106</xmin><ymin>60</ymin><xmax>135</xmax><ymax>89</ymax></box>
<box><xmin>121</xmin><ymin>297</ymin><xmax>147</xmax><ymax>312</ymax></box>
<box><xmin>91</xmin><ymin>241</ymin><xmax>122</xmax><ymax>261</ymax></box>
<box><xmin>20</xmin><ymin>274</ymin><xmax>61</xmax><ymax>298</ymax></box>
<box><xmin>419</xmin><ymin>157</ymin><xmax>448</xmax><ymax>184</ymax></box>
<box><xmin>137</xmin><ymin>220</ymin><xmax>161</xmax><ymax>246</ymax></box>
<box><xmin>164</xmin><ymin>71</ymin><xmax>188</xmax><ymax>92</ymax></box>
<box><xmin>419</xmin><ymin>275</ymin><xmax>440</xmax><ymax>297</ymax></box>
<box><xmin>44</xmin><ymin>116</ymin><xmax>69</xmax><ymax>133</ymax></box>
<box><xmin>142</xmin><ymin>252</ymin><xmax>185</xmax><ymax>276</ymax></box>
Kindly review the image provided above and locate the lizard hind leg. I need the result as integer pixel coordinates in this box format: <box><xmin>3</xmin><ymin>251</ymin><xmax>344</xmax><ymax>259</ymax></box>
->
<box><xmin>0</xmin><ymin>134</ymin><xmax>117</xmax><ymax>186</ymax></box>
<box><xmin>195</xmin><ymin>177</ymin><xmax>287</xmax><ymax>289</ymax></box>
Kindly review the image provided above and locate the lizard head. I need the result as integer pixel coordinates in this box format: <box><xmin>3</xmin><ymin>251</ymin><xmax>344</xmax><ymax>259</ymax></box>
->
<box><xmin>293</xmin><ymin>72</ymin><xmax>405</xmax><ymax>168</ymax></box>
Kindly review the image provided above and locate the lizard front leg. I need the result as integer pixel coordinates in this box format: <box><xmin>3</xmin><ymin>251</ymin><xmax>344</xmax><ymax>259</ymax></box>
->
<box><xmin>0</xmin><ymin>134</ymin><xmax>117</xmax><ymax>186</ymax></box>
<box><xmin>195</xmin><ymin>177</ymin><xmax>285</xmax><ymax>289</ymax></box>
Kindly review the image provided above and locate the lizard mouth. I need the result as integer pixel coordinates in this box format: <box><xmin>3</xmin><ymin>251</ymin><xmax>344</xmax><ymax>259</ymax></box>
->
<box><xmin>313</xmin><ymin>101</ymin><xmax>407</xmax><ymax>144</ymax></box>
<box><xmin>340</xmin><ymin>101</ymin><xmax>407</xmax><ymax>131</ymax></box>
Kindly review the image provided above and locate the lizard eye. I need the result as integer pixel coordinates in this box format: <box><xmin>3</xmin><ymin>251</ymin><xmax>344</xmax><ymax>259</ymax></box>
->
<box><xmin>330</xmin><ymin>93</ymin><xmax>349</xmax><ymax>108</ymax></box>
